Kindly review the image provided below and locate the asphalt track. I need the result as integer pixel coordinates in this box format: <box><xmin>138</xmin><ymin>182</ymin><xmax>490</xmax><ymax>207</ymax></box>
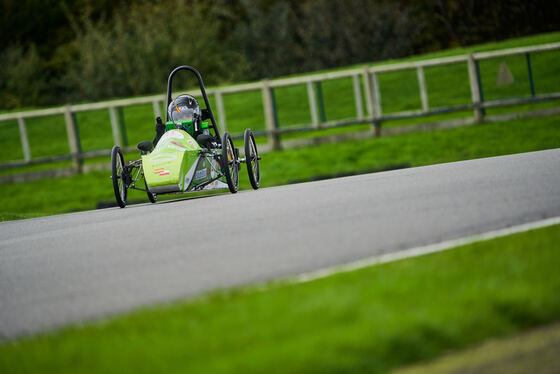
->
<box><xmin>1</xmin><ymin>149</ymin><xmax>560</xmax><ymax>339</ymax></box>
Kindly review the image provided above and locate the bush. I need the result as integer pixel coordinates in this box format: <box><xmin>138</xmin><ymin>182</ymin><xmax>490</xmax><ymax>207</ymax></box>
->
<box><xmin>0</xmin><ymin>44</ymin><xmax>49</xmax><ymax>109</ymax></box>
<box><xmin>61</xmin><ymin>0</ymin><xmax>245</xmax><ymax>101</ymax></box>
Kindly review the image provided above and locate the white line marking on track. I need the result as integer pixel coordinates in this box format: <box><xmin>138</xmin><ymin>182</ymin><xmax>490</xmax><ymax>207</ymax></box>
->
<box><xmin>289</xmin><ymin>216</ymin><xmax>560</xmax><ymax>285</ymax></box>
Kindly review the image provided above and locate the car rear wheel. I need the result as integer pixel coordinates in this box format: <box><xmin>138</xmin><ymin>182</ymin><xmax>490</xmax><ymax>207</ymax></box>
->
<box><xmin>221</xmin><ymin>132</ymin><xmax>238</xmax><ymax>193</ymax></box>
<box><xmin>111</xmin><ymin>145</ymin><xmax>127</xmax><ymax>208</ymax></box>
<box><xmin>244</xmin><ymin>129</ymin><xmax>260</xmax><ymax>190</ymax></box>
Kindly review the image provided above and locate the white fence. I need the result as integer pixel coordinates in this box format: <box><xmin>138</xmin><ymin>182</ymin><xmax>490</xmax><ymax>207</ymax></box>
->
<box><xmin>1</xmin><ymin>42</ymin><xmax>559</xmax><ymax>171</ymax></box>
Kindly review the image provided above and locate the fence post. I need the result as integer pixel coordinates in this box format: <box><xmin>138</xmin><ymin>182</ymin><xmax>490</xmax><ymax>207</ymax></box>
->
<box><xmin>362</xmin><ymin>68</ymin><xmax>374</xmax><ymax>118</ymax></box>
<box><xmin>306</xmin><ymin>81</ymin><xmax>319</xmax><ymax>128</ymax></box>
<box><xmin>526</xmin><ymin>53</ymin><xmax>536</xmax><ymax>97</ymax></box>
<box><xmin>117</xmin><ymin>107</ymin><xmax>128</xmax><ymax>146</ymax></box>
<box><xmin>352</xmin><ymin>74</ymin><xmax>364</xmax><ymax>120</ymax></box>
<box><xmin>467</xmin><ymin>53</ymin><xmax>484</xmax><ymax>122</ymax></box>
<box><xmin>314</xmin><ymin>82</ymin><xmax>327</xmax><ymax>123</ymax></box>
<box><xmin>64</xmin><ymin>105</ymin><xmax>82</xmax><ymax>172</ymax></box>
<box><xmin>371</xmin><ymin>72</ymin><xmax>382</xmax><ymax>119</ymax></box>
<box><xmin>262</xmin><ymin>81</ymin><xmax>281</xmax><ymax>151</ymax></box>
<box><xmin>367</xmin><ymin>71</ymin><xmax>382</xmax><ymax>137</ymax></box>
<box><xmin>214</xmin><ymin>91</ymin><xmax>227</xmax><ymax>134</ymax></box>
<box><xmin>109</xmin><ymin>106</ymin><xmax>122</xmax><ymax>147</ymax></box>
<box><xmin>417</xmin><ymin>66</ymin><xmax>429</xmax><ymax>112</ymax></box>
<box><xmin>152</xmin><ymin>100</ymin><xmax>162</xmax><ymax>119</ymax></box>
<box><xmin>362</xmin><ymin>69</ymin><xmax>380</xmax><ymax>136</ymax></box>
<box><xmin>17</xmin><ymin>117</ymin><xmax>31</xmax><ymax>162</ymax></box>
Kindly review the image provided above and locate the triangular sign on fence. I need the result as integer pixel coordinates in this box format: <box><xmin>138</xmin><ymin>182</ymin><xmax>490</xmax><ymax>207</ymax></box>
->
<box><xmin>496</xmin><ymin>61</ymin><xmax>514</xmax><ymax>86</ymax></box>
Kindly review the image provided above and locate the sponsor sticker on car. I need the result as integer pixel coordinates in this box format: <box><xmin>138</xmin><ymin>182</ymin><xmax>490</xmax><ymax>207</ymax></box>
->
<box><xmin>195</xmin><ymin>168</ymin><xmax>208</xmax><ymax>180</ymax></box>
<box><xmin>154</xmin><ymin>168</ymin><xmax>170</xmax><ymax>176</ymax></box>
<box><xmin>167</xmin><ymin>130</ymin><xmax>185</xmax><ymax>139</ymax></box>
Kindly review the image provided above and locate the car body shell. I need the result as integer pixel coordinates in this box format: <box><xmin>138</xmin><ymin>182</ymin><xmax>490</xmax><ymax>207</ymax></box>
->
<box><xmin>143</xmin><ymin>129</ymin><xmax>228</xmax><ymax>193</ymax></box>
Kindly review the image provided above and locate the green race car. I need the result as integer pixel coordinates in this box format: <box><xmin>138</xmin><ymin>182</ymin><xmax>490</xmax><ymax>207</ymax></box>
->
<box><xmin>110</xmin><ymin>66</ymin><xmax>260</xmax><ymax>208</ymax></box>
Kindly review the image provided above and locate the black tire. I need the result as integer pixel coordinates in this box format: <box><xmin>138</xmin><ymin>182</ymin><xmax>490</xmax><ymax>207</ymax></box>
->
<box><xmin>144</xmin><ymin>175</ymin><xmax>157</xmax><ymax>203</ymax></box>
<box><xmin>111</xmin><ymin>145</ymin><xmax>127</xmax><ymax>208</ymax></box>
<box><xmin>244</xmin><ymin>129</ymin><xmax>260</xmax><ymax>190</ymax></box>
<box><xmin>221</xmin><ymin>132</ymin><xmax>238</xmax><ymax>193</ymax></box>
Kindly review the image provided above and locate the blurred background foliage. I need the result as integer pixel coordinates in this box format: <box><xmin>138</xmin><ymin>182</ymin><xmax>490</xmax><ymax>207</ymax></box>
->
<box><xmin>0</xmin><ymin>0</ymin><xmax>558</xmax><ymax>109</ymax></box>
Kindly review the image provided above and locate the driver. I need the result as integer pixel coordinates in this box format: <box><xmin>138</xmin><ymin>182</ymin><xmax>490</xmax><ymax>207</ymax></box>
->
<box><xmin>168</xmin><ymin>94</ymin><xmax>202</xmax><ymax>134</ymax></box>
<box><xmin>153</xmin><ymin>94</ymin><xmax>211</xmax><ymax>146</ymax></box>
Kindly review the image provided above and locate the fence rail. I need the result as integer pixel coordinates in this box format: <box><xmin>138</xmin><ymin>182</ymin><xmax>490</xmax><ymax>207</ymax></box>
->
<box><xmin>1</xmin><ymin>42</ymin><xmax>559</xmax><ymax>170</ymax></box>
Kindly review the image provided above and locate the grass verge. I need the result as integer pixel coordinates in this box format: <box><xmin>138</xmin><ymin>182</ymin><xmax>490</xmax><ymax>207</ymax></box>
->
<box><xmin>1</xmin><ymin>114</ymin><xmax>559</xmax><ymax>220</ymax></box>
<box><xmin>1</xmin><ymin>223</ymin><xmax>559</xmax><ymax>373</ymax></box>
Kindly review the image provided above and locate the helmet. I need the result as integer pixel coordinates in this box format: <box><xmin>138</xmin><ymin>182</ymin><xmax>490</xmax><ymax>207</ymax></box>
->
<box><xmin>167</xmin><ymin>94</ymin><xmax>201</xmax><ymax>125</ymax></box>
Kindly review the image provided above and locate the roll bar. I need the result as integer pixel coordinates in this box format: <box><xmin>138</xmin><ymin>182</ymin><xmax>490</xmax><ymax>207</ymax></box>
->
<box><xmin>165</xmin><ymin>66</ymin><xmax>221</xmax><ymax>142</ymax></box>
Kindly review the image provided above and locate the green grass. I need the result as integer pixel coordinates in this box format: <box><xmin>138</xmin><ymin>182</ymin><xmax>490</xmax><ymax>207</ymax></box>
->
<box><xmin>1</xmin><ymin>222</ymin><xmax>559</xmax><ymax>373</ymax></box>
<box><xmin>1</xmin><ymin>32</ymin><xmax>559</xmax><ymax>165</ymax></box>
<box><xmin>1</xmin><ymin>114</ymin><xmax>559</xmax><ymax>220</ymax></box>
